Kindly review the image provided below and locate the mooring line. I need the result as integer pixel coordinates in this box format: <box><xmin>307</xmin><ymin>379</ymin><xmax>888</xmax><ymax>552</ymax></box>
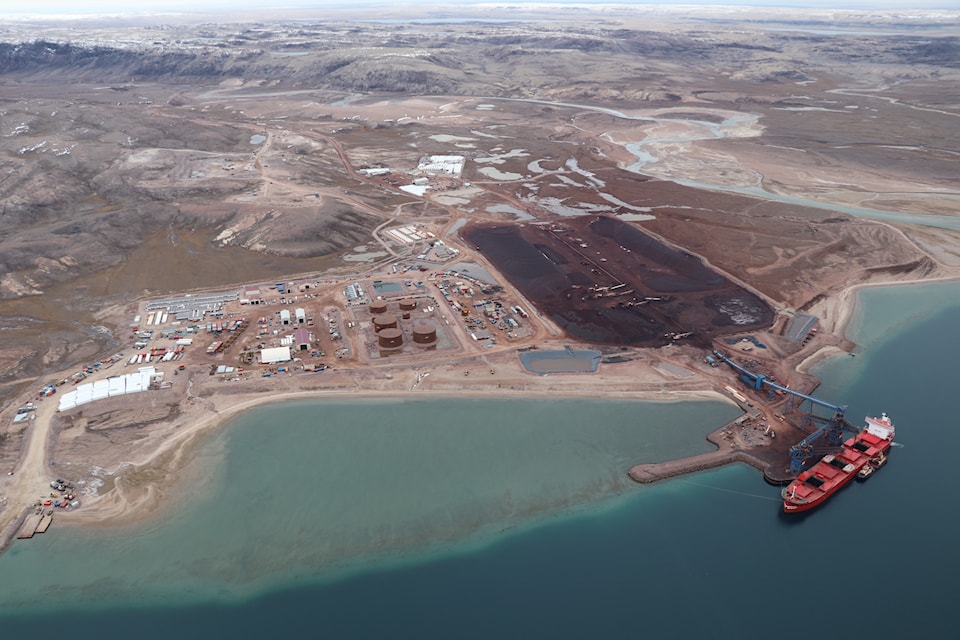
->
<box><xmin>677</xmin><ymin>479</ymin><xmax>780</xmax><ymax>501</ymax></box>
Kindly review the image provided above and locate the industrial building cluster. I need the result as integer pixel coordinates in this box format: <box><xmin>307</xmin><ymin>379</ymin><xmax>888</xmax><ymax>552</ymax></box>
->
<box><xmin>359</xmin><ymin>154</ymin><xmax>466</xmax><ymax>197</ymax></box>
<box><xmin>362</xmin><ymin>298</ymin><xmax>440</xmax><ymax>356</ymax></box>
<box><xmin>259</xmin><ymin>306</ymin><xmax>319</xmax><ymax>365</ymax></box>
<box><xmin>42</xmin><ymin>218</ymin><xmax>542</xmax><ymax>416</ymax></box>
<box><xmin>432</xmin><ymin>269</ymin><xmax>534</xmax><ymax>344</ymax></box>
<box><xmin>36</xmin><ymin>277</ymin><xmax>485</xmax><ymax>410</ymax></box>
<box><xmin>416</xmin><ymin>155</ymin><xmax>465</xmax><ymax>175</ymax></box>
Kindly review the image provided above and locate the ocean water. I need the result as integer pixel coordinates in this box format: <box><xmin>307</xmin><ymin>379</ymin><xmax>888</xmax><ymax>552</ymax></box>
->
<box><xmin>2</xmin><ymin>280</ymin><xmax>959</xmax><ymax>637</ymax></box>
<box><xmin>0</xmin><ymin>398</ymin><xmax>733</xmax><ymax>611</ymax></box>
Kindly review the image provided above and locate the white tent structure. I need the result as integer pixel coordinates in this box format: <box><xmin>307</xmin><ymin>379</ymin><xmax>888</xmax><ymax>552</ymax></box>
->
<box><xmin>58</xmin><ymin>367</ymin><xmax>160</xmax><ymax>412</ymax></box>
<box><xmin>260</xmin><ymin>346</ymin><xmax>292</xmax><ymax>364</ymax></box>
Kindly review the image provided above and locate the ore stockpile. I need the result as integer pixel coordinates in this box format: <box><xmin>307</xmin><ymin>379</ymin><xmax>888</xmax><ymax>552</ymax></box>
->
<box><xmin>463</xmin><ymin>216</ymin><xmax>774</xmax><ymax>347</ymax></box>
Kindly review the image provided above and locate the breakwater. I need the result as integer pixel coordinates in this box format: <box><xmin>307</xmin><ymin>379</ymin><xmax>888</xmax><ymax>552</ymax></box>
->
<box><xmin>627</xmin><ymin>410</ymin><xmax>801</xmax><ymax>485</ymax></box>
<box><xmin>629</xmin><ymin>449</ymin><xmax>766</xmax><ymax>483</ymax></box>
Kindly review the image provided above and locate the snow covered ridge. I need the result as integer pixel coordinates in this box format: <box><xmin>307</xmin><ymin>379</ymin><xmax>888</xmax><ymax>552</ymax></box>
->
<box><xmin>17</xmin><ymin>141</ymin><xmax>45</xmax><ymax>154</ymax></box>
<box><xmin>13</xmin><ymin>139</ymin><xmax>75</xmax><ymax>156</ymax></box>
<box><xmin>0</xmin><ymin>38</ymin><xmax>241</xmax><ymax>58</ymax></box>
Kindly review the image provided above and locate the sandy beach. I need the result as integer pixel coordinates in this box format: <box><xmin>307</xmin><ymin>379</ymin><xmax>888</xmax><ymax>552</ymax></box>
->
<box><xmin>0</xmin><ymin>344</ymin><xmax>720</xmax><ymax>539</ymax></box>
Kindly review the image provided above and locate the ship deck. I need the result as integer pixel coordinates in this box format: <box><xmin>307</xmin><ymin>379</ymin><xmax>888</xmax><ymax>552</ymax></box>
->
<box><xmin>785</xmin><ymin>432</ymin><xmax>890</xmax><ymax>505</ymax></box>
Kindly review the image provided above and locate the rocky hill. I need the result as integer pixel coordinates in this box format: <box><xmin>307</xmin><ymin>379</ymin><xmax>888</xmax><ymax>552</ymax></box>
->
<box><xmin>1</xmin><ymin>20</ymin><xmax>956</xmax><ymax>97</ymax></box>
<box><xmin>0</xmin><ymin>9</ymin><xmax>957</xmax><ymax>387</ymax></box>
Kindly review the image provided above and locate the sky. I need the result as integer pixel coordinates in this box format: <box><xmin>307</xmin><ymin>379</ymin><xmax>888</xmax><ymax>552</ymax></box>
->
<box><xmin>2</xmin><ymin>0</ymin><xmax>957</xmax><ymax>15</ymax></box>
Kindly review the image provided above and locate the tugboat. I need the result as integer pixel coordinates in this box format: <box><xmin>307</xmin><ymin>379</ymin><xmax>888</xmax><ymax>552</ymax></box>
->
<box><xmin>856</xmin><ymin>451</ymin><xmax>888</xmax><ymax>481</ymax></box>
<box><xmin>782</xmin><ymin>413</ymin><xmax>895</xmax><ymax>513</ymax></box>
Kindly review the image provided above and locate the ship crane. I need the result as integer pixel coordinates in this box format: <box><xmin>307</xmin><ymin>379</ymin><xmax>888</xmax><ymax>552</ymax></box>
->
<box><xmin>712</xmin><ymin>351</ymin><xmax>858</xmax><ymax>475</ymax></box>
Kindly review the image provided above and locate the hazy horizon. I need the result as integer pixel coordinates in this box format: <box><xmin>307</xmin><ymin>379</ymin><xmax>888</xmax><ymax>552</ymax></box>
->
<box><xmin>4</xmin><ymin>0</ymin><xmax>959</xmax><ymax>17</ymax></box>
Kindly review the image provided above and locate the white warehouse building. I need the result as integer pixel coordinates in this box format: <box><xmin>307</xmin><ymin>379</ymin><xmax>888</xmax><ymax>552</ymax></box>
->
<box><xmin>260</xmin><ymin>346</ymin><xmax>292</xmax><ymax>364</ymax></box>
<box><xmin>417</xmin><ymin>155</ymin><xmax>465</xmax><ymax>175</ymax></box>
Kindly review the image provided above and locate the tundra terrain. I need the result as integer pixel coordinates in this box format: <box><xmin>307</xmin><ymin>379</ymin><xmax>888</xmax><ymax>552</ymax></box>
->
<box><xmin>0</xmin><ymin>5</ymin><xmax>958</xmax><ymax>394</ymax></box>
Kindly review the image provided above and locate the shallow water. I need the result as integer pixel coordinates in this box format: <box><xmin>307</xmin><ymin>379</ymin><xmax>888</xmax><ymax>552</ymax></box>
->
<box><xmin>0</xmin><ymin>397</ymin><xmax>735</xmax><ymax>613</ymax></box>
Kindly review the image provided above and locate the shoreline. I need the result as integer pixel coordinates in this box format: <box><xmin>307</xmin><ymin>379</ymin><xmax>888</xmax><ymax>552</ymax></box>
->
<box><xmin>0</xmin><ymin>354</ymin><xmax>735</xmax><ymax>548</ymax></box>
<box><xmin>4</xmin><ymin>272</ymin><xmax>960</xmax><ymax>548</ymax></box>
<box><xmin>56</xmin><ymin>386</ymin><xmax>736</xmax><ymax>530</ymax></box>
<box><xmin>823</xmin><ymin>273</ymin><xmax>960</xmax><ymax>339</ymax></box>
<box><xmin>627</xmin><ymin>274</ymin><xmax>960</xmax><ymax>489</ymax></box>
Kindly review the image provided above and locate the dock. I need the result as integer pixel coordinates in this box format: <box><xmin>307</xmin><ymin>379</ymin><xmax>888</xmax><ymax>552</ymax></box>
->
<box><xmin>36</xmin><ymin>514</ymin><xmax>53</xmax><ymax>534</ymax></box>
<box><xmin>627</xmin><ymin>408</ymin><xmax>793</xmax><ymax>484</ymax></box>
<box><xmin>16</xmin><ymin>514</ymin><xmax>43</xmax><ymax>539</ymax></box>
<box><xmin>14</xmin><ymin>513</ymin><xmax>53</xmax><ymax>540</ymax></box>
<box><xmin>628</xmin><ymin>450</ymin><xmax>765</xmax><ymax>483</ymax></box>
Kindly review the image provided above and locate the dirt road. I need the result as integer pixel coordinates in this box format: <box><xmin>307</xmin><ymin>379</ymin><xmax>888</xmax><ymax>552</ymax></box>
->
<box><xmin>0</xmin><ymin>394</ymin><xmax>59</xmax><ymax>541</ymax></box>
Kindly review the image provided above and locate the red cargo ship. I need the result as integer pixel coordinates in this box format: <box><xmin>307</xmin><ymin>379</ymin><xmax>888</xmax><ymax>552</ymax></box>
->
<box><xmin>782</xmin><ymin>413</ymin><xmax>895</xmax><ymax>513</ymax></box>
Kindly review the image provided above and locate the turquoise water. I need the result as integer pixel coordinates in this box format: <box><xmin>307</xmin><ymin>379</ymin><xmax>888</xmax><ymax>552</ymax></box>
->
<box><xmin>2</xmin><ymin>280</ymin><xmax>959</xmax><ymax>637</ymax></box>
<box><xmin>0</xmin><ymin>397</ymin><xmax>733</xmax><ymax>612</ymax></box>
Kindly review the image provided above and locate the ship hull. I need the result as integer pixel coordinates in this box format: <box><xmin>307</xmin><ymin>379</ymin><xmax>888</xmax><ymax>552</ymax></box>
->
<box><xmin>782</xmin><ymin>466</ymin><xmax>862</xmax><ymax>512</ymax></box>
<box><xmin>782</xmin><ymin>414</ymin><xmax>894</xmax><ymax>513</ymax></box>
<box><xmin>783</xmin><ymin>489</ymin><xmax>839</xmax><ymax>513</ymax></box>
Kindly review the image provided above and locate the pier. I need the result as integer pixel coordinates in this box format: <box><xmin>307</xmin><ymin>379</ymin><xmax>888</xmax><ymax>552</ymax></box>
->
<box><xmin>14</xmin><ymin>512</ymin><xmax>53</xmax><ymax>540</ymax></box>
<box><xmin>36</xmin><ymin>514</ymin><xmax>53</xmax><ymax>534</ymax></box>
<box><xmin>629</xmin><ymin>450</ymin><xmax>766</xmax><ymax>483</ymax></box>
<box><xmin>17</xmin><ymin>514</ymin><xmax>43</xmax><ymax>539</ymax></box>
<box><xmin>628</xmin><ymin>405</ymin><xmax>805</xmax><ymax>485</ymax></box>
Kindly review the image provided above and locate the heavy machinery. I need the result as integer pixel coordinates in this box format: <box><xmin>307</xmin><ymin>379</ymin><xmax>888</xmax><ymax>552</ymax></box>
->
<box><xmin>712</xmin><ymin>350</ymin><xmax>858</xmax><ymax>475</ymax></box>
